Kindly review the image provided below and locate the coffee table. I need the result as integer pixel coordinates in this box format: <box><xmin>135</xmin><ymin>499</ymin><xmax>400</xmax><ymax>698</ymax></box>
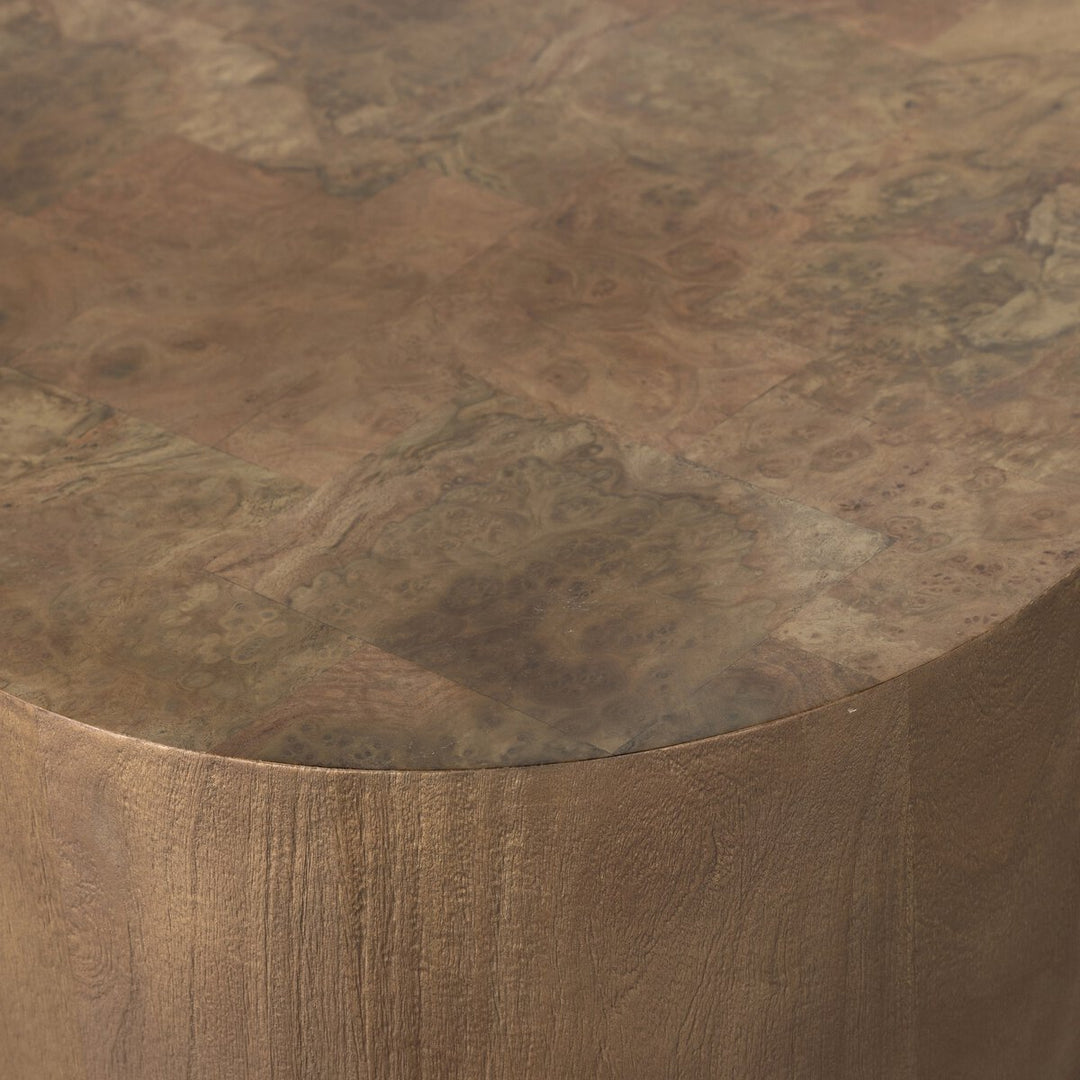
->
<box><xmin>2</xmin><ymin>0</ymin><xmax>1079</xmax><ymax>1075</ymax></box>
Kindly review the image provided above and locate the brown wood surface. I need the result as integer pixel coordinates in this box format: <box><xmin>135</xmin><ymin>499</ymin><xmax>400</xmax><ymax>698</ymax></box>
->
<box><xmin>5</xmin><ymin>0</ymin><xmax>1080</xmax><ymax>766</ymax></box>
<box><xmin>3</xmin><ymin>0</ymin><xmax>1080</xmax><ymax>1075</ymax></box>
<box><xmin>2</xmin><ymin>569</ymin><xmax>1078</xmax><ymax>1078</ymax></box>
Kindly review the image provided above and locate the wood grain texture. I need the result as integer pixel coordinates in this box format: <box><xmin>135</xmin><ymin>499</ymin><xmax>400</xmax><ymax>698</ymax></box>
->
<box><xmin>3</xmin><ymin>1</ymin><xmax>1079</xmax><ymax>1073</ymax></box>
<box><xmin>910</xmin><ymin>571</ymin><xmax>1080</xmax><ymax>1079</ymax></box>
<box><xmin>2</xmin><ymin>567</ymin><xmax>1079</xmax><ymax>1077</ymax></box>
<box><xmin>211</xmin><ymin>388</ymin><xmax>885</xmax><ymax>750</ymax></box>
<box><xmin>0</xmin><ymin>405</ymin><xmax>365</xmax><ymax>749</ymax></box>
<box><xmin>5</xmin><ymin>0</ymin><xmax>1080</xmax><ymax>764</ymax></box>
<box><xmin>19</xmin><ymin>139</ymin><xmax>532</xmax><ymax>456</ymax></box>
<box><xmin>210</xmin><ymin>642</ymin><xmax>607</xmax><ymax>768</ymax></box>
<box><xmin>0</xmin><ymin>664</ymin><xmax>912</xmax><ymax>1078</ymax></box>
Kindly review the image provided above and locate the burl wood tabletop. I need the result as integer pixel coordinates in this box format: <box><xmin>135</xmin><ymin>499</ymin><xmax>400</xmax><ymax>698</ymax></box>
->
<box><xmin>2</xmin><ymin>0</ymin><xmax>1079</xmax><ymax>767</ymax></box>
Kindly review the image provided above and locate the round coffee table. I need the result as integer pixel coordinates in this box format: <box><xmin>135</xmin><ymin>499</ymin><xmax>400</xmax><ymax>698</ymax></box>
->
<box><xmin>2</xmin><ymin>0</ymin><xmax>1079</xmax><ymax>1076</ymax></box>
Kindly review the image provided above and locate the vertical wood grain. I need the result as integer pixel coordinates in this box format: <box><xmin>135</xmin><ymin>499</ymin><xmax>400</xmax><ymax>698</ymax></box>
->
<box><xmin>1</xmin><ymin>569</ymin><xmax>1079</xmax><ymax>1079</ymax></box>
<box><xmin>413</xmin><ymin>683</ymin><xmax>912</xmax><ymax>1079</ymax></box>
<box><xmin>0</xmin><ymin>682</ymin><xmax>913</xmax><ymax>1079</ymax></box>
<box><xmin>0</xmin><ymin>697</ymin><xmax>87</xmax><ymax>1080</ymax></box>
<box><xmin>909</xmin><ymin>571</ymin><xmax>1080</xmax><ymax>1079</ymax></box>
<box><xmin>3</xmin><ymin>706</ymin><xmax>426</xmax><ymax>1079</ymax></box>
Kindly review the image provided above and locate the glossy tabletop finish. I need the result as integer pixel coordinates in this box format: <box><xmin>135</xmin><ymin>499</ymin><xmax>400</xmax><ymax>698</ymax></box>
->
<box><xmin>3</xmin><ymin>0</ymin><xmax>1080</xmax><ymax>768</ymax></box>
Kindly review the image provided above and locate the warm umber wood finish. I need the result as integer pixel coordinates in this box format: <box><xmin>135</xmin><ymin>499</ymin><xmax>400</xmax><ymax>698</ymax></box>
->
<box><xmin>3</xmin><ymin>0</ymin><xmax>1080</xmax><ymax>1075</ymax></box>
<box><xmin>2</xmin><ymin>572</ymin><xmax>1079</xmax><ymax>1078</ymax></box>
<box><xmin>5</xmin><ymin>0</ymin><xmax>1080</xmax><ymax>766</ymax></box>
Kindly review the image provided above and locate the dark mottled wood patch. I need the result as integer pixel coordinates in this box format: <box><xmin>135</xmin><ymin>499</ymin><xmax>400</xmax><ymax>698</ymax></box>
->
<box><xmin>213</xmin><ymin>643</ymin><xmax>608</xmax><ymax>768</ymax></box>
<box><xmin>212</xmin><ymin>392</ymin><xmax>885</xmax><ymax>748</ymax></box>
<box><xmin>0</xmin><ymin>403</ymin><xmax>355</xmax><ymax>747</ymax></box>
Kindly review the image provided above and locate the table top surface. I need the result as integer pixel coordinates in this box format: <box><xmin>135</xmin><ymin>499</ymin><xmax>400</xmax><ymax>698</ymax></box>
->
<box><xmin>2</xmin><ymin>0</ymin><xmax>1079</xmax><ymax>769</ymax></box>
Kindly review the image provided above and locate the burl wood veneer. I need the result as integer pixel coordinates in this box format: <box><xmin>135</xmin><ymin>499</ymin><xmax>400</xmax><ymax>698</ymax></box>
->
<box><xmin>2</xmin><ymin>0</ymin><xmax>1079</xmax><ymax>1076</ymax></box>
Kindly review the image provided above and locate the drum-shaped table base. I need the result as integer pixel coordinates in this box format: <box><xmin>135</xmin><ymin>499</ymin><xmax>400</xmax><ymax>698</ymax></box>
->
<box><xmin>2</xmin><ymin>571</ymin><xmax>1078</xmax><ymax>1079</ymax></box>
